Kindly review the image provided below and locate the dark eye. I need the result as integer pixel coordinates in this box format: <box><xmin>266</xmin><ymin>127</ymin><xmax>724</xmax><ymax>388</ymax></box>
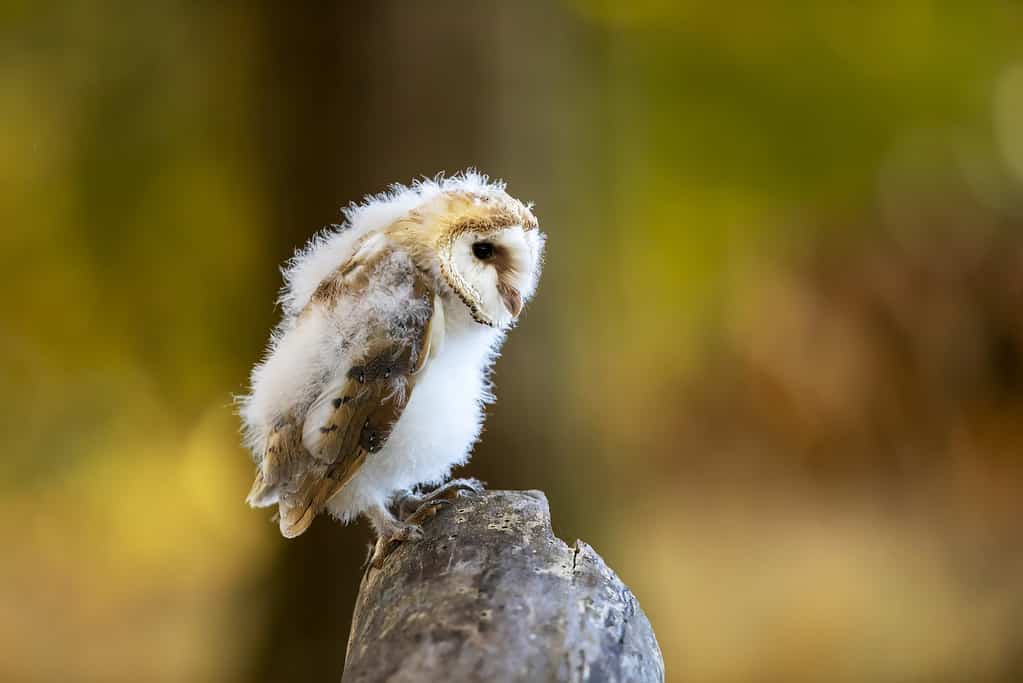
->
<box><xmin>472</xmin><ymin>242</ymin><xmax>495</xmax><ymax>260</ymax></box>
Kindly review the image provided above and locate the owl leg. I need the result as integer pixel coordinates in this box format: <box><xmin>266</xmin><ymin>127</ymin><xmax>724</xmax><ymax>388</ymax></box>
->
<box><xmin>396</xmin><ymin>477</ymin><xmax>485</xmax><ymax>519</ymax></box>
<box><xmin>365</xmin><ymin>504</ymin><xmax>426</xmax><ymax>569</ymax></box>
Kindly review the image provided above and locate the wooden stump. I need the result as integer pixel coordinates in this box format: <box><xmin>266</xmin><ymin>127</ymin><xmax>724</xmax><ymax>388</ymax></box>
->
<box><xmin>342</xmin><ymin>490</ymin><xmax>664</xmax><ymax>683</ymax></box>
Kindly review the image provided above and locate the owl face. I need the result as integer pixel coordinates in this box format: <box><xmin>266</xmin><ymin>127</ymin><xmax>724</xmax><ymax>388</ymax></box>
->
<box><xmin>445</xmin><ymin>223</ymin><xmax>544</xmax><ymax>328</ymax></box>
<box><xmin>385</xmin><ymin>185</ymin><xmax>544</xmax><ymax>328</ymax></box>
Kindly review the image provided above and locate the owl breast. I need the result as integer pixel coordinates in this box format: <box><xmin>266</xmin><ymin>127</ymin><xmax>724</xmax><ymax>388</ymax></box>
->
<box><xmin>325</xmin><ymin>299</ymin><xmax>503</xmax><ymax>522</ymax></box>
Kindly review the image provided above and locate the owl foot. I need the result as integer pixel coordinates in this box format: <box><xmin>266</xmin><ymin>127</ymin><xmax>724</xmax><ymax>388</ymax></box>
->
<box><xmin>367</xmin><ymin>494</ymin><xmax>464</xmax><ymax>569</ymax></box>
<box><xmin>396</xmin><ymin>477</ymin><xmax>485</xmax><ymax>519</ymax></box>
<box><xmin>367</xmin><ymin>481</ymin><xmax>483</xmax><ymax>569</ymax></box>
<box><xmin>368</xmin><ymin>519</ymin><xmax>425</xmax><ymax>569</ymax></box>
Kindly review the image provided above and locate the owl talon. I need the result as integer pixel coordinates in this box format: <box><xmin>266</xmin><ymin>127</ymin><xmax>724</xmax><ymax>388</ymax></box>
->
<box><xmin>369</xmin><ymin>521</ymin><xmax>424</xmax><ymax>569</ymax></box>
<box><xmin>403</xmin><ymin>498</ymin><xmax>452</xmax><ymax>526</ymax></box>
<box><xmin>369</xmin><ymin>537</ymin><xmax>393</xmax><ymax>569</ymax></box>
<box><xmin>396</xmin><ymin>478</ymin><xmax>485</xmax><ymax>518</ymax></box>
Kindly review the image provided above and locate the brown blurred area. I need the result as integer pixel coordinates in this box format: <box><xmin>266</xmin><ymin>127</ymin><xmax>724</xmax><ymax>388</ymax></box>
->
<box><xmin>3</xmin><ymin>1</ymin><xmax>1023</xmax><ymax>682</ymax></box>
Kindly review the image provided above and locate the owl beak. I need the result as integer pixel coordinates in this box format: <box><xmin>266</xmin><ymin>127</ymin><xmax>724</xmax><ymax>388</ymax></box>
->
<box><xmin>499</xmin><ymin>284</ymin><xmax>523</xmax><ymax>319</ymax></box>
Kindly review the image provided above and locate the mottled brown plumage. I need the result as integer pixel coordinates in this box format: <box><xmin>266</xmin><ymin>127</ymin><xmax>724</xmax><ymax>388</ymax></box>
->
<box><xmin>247</xmin><ymin>244</ymin><xmax>437</xmax><ymax>538</ymax></box>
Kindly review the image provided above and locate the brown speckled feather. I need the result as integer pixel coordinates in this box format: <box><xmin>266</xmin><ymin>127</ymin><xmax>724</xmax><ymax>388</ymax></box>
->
<box><xmin>247</xmin><ymin>246</ymin><xmax>437</xmax><ymax>538</ymax></box>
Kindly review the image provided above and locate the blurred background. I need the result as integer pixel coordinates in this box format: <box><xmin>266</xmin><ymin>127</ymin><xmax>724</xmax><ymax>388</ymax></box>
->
<box><xmin>3</xmin><ymin>1</ymin><xmax>1023</xmax><ymax>681</ymax></box>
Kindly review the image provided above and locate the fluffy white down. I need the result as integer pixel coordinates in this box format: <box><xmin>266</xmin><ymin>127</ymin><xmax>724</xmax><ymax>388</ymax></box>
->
<box><xmin>239</xmin><ymin>245</ymin><xmax>424</xmax><ymax>459</ymax></box>
<box><xmin>327</xmin><ymin>302</ymin><xmax>503</xmax><ymax>522</ymax></box>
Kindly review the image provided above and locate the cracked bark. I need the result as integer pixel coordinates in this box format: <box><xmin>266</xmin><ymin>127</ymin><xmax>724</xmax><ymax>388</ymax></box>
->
<box><xmin>342</xmin><ymin>490</ymin><xmax>664</xmax><ymax>683</ymax></box>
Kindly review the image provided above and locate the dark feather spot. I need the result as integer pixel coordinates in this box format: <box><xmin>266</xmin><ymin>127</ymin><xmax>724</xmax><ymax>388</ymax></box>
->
<box><xmin>360</xmin><ymin>420</ymin><xmax>383</xmax><ymax>452</ymax></box>
<box><xmin>320</xmin><ymin>424</ymin><xmax>338</xmax><ymax>433</ymax></box>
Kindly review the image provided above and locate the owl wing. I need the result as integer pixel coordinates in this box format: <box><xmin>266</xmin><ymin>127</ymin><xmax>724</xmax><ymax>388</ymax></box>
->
<box><xmin>247</xmin><ymin>247</ymin><xmax>438</xmax><ymax>538</ymax></box>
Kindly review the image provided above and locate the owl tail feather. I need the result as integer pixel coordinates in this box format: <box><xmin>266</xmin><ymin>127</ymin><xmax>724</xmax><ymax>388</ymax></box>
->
<box><xmin>276</xmin><ymin>452</ymin><xmax>368</xmax><ymax>538</ymax></box>
<box><xmin>246</xmin><ymin>470</ymin><xmax>278</xmax><ymax>508</ymax></box>
<box><xmin>277</xmin><ymin>480</ymin><xmax>333</xmax><ymax>538</ymax></box>
<box><xmin>278</xmin><ymin>502</ymin><xmax>316</xmax><ymax>538</ymax></box>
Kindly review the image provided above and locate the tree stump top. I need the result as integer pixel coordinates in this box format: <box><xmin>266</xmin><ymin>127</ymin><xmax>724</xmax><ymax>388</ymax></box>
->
<box><xmin>343</xmin><ymin>490</ymin><xmax>664</xmax><ymax>683</ymax></box>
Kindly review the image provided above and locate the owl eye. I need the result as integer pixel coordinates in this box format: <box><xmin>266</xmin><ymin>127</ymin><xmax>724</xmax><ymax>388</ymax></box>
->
<box><xmin>472</xmin><ymin>242</ymin><xmax>495</xmax><ymax>260</ymax></box>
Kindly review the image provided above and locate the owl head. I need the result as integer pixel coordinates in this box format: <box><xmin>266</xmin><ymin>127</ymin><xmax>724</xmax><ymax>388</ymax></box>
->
<box><xmin>277</xmin><ymin>171</ymin><xmax>545</xmax><ymax>329</ymax></box>
<box><xmin>394</xmin><ymin>178</ymin><xmax>545</xmax><ymax>328</ymax></box>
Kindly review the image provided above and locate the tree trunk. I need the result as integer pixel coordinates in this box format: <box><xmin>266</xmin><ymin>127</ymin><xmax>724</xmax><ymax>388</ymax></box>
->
<box><xmin>342</xmin><ymin>490</ymin><xmax>664</xmax><ymax>683</ymax></box>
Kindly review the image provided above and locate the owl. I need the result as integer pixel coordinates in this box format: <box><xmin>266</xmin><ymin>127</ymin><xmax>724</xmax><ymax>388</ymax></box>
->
<box><xmin>239</xmin><ymin>171</ymin><xmax>545</xmax><ymax>565</ymax></box>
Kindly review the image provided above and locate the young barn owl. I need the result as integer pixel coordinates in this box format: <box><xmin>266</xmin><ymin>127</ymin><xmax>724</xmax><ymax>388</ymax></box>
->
<box><xmin>240</xmin><ymin>172</ymin><xmax>544</xmax><ymax>565</ymax></box>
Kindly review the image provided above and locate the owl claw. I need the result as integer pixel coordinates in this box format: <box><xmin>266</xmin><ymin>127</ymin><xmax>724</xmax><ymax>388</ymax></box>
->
<box><xmin>369</xmin><ymin>521</ymin><xmax>425</xmax><ymax>568</ymax></box>
<box><xmin>368</xmin><ymin>537</ymin><xmax>393</xmax><ymax>569</ymax></box>
<box><xmin>396</xmin><ymin>478</ymin><xmax>485</xmax><ymax>518</ymax></box>
<box><xmin>404</xmin><ymin>498</ymin><xmax>452</xmax><ymax>525</ymax></box>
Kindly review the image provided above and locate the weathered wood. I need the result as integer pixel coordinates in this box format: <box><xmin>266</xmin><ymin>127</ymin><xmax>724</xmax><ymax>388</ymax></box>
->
<box><xmin>342</xmin><ymin>490</ymin><xmax>664</xmax><ymax>683</ymax></box>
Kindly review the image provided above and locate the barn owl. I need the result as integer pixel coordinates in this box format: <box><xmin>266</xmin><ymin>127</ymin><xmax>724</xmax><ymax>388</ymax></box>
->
<box><xmin>239</xmin><ymin>172</ymin><xmax>544</xmax><ymax>566</ymax></box>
